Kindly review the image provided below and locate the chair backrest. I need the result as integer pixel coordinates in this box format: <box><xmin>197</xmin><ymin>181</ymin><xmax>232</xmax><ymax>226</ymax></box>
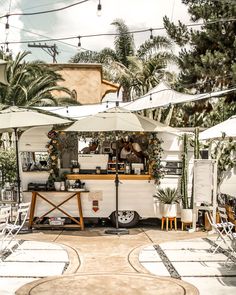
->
<box><xmin>12</xmin><ymin>202</ymin><xmax>31</xmax><ymax>228</ymax></box>
<box><xmin>218</xmin><ymin>206</ymin><xmax>228</xmax><ymax>223</ymax></box>
<box><xmin>0</xmin><ymin>206</ymin><xmax>11</xmax><ymax>227</ymax></box>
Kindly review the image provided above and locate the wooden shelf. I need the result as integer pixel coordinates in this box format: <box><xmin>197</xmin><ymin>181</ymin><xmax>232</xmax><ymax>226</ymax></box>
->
<box><xmin>67</xmin><ymin>174</ymin><xmax>151</xmax><ymax>181</ymax></box>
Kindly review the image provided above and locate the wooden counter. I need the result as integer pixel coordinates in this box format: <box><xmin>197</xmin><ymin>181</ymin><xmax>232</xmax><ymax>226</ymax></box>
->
<box><xmin>67</xmin><ymin>174</ymin><xmax>152</xmax><ymax>181</ymax></box>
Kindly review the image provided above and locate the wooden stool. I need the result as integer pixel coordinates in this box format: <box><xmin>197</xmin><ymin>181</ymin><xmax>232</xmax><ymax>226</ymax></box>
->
<box><xmin>161</xmin><ymin>217</ymin><xmax>177</xmax><ymax>231</ymax></box>
<box><xmin>181</xmin><ymin>222</ymin><xmax>193</xmax><ymax>231</ymax></box>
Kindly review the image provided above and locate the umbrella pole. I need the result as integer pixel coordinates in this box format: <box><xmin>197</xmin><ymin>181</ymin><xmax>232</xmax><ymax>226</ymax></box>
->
<box><xmin>105</xmin><ymin>136</ymin><xmax>129</xmax><ymax>235</ymax></box>
<box><xmin>14</xmin><ymin>128</ymin><xmax>21</xmax><ymax>204</ymax></box>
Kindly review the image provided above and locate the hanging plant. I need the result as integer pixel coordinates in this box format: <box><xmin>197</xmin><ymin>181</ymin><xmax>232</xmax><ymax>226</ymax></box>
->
<box><xmin>46</xmin><ymin>129</ymin><xmax>62</xmax><ymax>183</ymax></box>
<box><xmin>147</xmin><ymin>133</ymin><xmax>164</xmax><ymax>184</ymax></box>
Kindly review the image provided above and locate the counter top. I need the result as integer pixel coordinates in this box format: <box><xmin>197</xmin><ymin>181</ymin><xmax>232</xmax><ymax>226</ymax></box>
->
<box><xmin>66</xmin><ymin>174</ymin><xmax>152</xmax><ymax>181</ymax></box>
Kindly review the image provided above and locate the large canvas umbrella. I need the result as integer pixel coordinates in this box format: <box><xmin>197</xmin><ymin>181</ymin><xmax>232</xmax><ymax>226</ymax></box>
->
<box><xmin>126</xmin><ymin>81</ymin><xmax>236</xmax><ymax>111</ymax></box>
<box><xmin>199</xmin><ymin>115</ymin><xmax>236</xmax><ymax>197</ymax></box>
<box><xmin>0</xmin><ymin>106</ymin><xmax>72</xmax><ymax>203</ymax></box>
<box><xmin>199</xmin><ymin>115</ymin><xmax>236</xmax><ymax>140</ymax></box>
<box><xmin>65</xmin><ymin>106</ymin><xmax>177</xmax><ymax>234</ymax></box>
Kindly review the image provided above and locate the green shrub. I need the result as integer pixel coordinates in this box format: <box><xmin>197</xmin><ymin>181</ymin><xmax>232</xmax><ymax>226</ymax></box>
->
<box><xmin>0</xmin><ymin>148</ymin><xmax>17</xmax><ymax>186</ymax></box>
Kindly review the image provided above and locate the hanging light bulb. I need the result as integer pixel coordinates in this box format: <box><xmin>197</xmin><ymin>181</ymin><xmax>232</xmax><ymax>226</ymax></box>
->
<box><xmin>6</xmin><ymin>42</ymin><xmax>9</xmax><ymax>53</ymax></box>
<box><xmin>97</xmin><ymin>0</ymin><xmax>102</xmax><ymax>17</ymax></box>
<box><xmin>149</xmin><ymin>94</ymin><xmax>152</xmax><ymax>102</ymax></box>
<box><xmin>106</xmin><ymin>100</ymin><xmax>108</xmax><ymax>108</ymax></box>
<box><xmin>5</xmin><ymin>15</ymin><xmax>9</xmax><ymax>30</ymax></box>
<box><xmin>149</xmin><ymin>28</ymin><xmax>154</xmax><ymax>43</ymax></box>
<box><xmin>78</xmin><ymin>36</ymin><xmax>81</xmax><ymax>48</ymax></box>
<box><xmin>221</xmin><ymin>24</ymin><xmax>226</xmax><ymax>35</ymax></box>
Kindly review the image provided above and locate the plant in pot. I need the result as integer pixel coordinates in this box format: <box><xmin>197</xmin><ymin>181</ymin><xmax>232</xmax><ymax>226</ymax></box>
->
<box><xmin>154</xmin><ymin>187</ymin><xmax>180</xmax><ymax>217</ymax></box>
<box><xmin>180</xmin><ymin>130</ymin><xmax>200</xmax><ymax>225</ymax></box>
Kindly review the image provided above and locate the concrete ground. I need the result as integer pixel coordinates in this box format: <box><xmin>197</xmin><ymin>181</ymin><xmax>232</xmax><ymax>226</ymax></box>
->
<box><xmin>1</xmin><ymin>221</ymin><xmax>235</xmax><ymax>294</ymax></box>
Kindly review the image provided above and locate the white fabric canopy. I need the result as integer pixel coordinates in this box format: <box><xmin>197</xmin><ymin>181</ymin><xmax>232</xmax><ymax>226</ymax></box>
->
<box><xmin>0</xmin><ymin>106</ymin><xmax>72</xmax><ymax>132</ymax></box>
<box><xmin>39</xmin><ymin>102</ymin><xmax>129</xmax><ymax>119</ymax></box>
<box><xmin>65</xmin><ymin>106</ymin><xmax>177</xmax><ymax>133</ymax></box>
<box><xmin>199</xmin><ymin>115</ymin><xmax>236</xmax><ymax>140</ymax></box>
<box><xmin>125</xmin><ymin>81</ymin><xmax>236</xmax><ymax>111</ymax></box>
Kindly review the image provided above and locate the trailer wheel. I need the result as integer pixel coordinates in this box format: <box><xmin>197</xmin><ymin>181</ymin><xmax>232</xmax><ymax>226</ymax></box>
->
<box><xmin>110</xmin><ymin>211</ymin><xmax>140</xmax><ymax>228</ymax></box>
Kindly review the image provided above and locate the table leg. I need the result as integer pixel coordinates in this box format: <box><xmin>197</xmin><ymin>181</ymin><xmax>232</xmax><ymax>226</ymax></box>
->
<box><xmin>77</xmin><ymin>192</ymin><xmax>84</xmax><ymax>230</ymax></box>
<box><xmin>29</xmin><ymin>192</ymin><xmax>37</xmax><ymax>229</ymax></box>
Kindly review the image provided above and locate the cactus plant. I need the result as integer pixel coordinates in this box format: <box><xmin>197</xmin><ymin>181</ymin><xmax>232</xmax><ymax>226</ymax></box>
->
<box><xmin>181</xmin><ymin>133</ymin><xmax>189</xmax><ymax>209</ymax></box>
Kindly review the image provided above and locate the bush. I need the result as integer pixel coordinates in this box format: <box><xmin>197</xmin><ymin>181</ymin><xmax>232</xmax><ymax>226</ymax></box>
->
<box><xmin>0</xmin><ymin>148</ymin><xmax>17</xmax><ymax>186</ymax></box>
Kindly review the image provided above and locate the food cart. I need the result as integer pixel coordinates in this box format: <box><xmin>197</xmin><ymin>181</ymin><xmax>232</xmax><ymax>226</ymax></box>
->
<box><xmin>19</xmin><ymin>125</ymin><xmax>192</xmax><ymax>228</ymax></box>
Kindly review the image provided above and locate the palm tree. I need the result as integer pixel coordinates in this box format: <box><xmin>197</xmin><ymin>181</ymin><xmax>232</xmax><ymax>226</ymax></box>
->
<box><xmin>70</xmin><ymin>19</ymin><xmax>174</xmax><ymax>101</ymax></box>
<box><xmin>0</xmin><ymin>51</ymin><xmax>75</xmax><ymax>106</ymax></box>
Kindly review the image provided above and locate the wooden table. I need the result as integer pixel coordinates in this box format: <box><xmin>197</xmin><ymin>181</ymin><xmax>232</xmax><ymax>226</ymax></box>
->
<box><xmin>28</xmin><ymin>191</ymin><xmax>85</xmax><ymax>230</ymax></box>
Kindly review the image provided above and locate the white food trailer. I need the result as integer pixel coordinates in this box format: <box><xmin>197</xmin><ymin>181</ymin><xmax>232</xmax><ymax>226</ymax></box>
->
<box><xmin>19</xmin><ymin>126</ymin><xmax>193</xmax><ymax>228</ymax></box>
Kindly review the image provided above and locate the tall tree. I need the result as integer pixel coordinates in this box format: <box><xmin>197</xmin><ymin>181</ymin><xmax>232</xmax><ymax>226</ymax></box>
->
<box><xmin>163</xmin><ymin>0</ymin><xmax>236</xmax><ymax>126</ymax></box>
<box><xmin>0</xmin><ymin>51</ymin><xmax>74</xmax><ymax>106</ymax></box>
<box><xmin>70</xmin><ymin>19</ymin><xmax>174</xmax><ymax>101</ymax></box>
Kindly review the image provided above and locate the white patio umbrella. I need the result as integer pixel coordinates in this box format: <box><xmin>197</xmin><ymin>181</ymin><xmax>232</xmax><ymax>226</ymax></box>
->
<box><xmin>65</xmin><ymin>106</ymin><xmax>178</xmax><ymax>234</ymax></box>
<box><xmin>0</xmin><ymin>105</ymin><xmax>72</xmax><ymax>203</ymax></box>
<box><xmin>65</xmin><ymin>106</ymin><xmax>177</xmax><ymax>133</ymax></box>
<box><xmin>199</xmin><ymin>115</ymin><xmax>236</xmax><ymax>197</ymax></box>
<box><xmin>199</xmin><ymin>115</ymin><xmax>236</xmax><ymax>140</ymax></box>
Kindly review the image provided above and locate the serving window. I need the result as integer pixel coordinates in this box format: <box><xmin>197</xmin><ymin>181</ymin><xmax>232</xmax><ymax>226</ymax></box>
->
<box><xmin>161</xmin><ymin>160</ymin><xmax>182</xmax><ymax>175</ymax></box>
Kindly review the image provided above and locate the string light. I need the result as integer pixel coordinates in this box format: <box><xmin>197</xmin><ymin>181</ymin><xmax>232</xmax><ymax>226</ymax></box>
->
<box><xmin>6</xmin><ymin>42</ymin><xmax>9</xmax><ymax>53</ymax></box>
<box><xmin>5</xmin><ymin>15</ymin><xmax>9</xmax><ymax>30</ymax></box>
<box><xmin>149</xmin><ymin>28</ymin><xmax>154</xmax><ymax>42</ymax></box>
<box><xmin>97</xmin><ymin>0</ymin><xmax>102</xmax><ymax>17</ymax></box>
<box><xmin>77</xmin><ymin>36</ymin><xmax>81</xmax><ymax>47</ymax></box>
<box><xmin>0</xmin><ymin>17</ymin><xmax>235</xmax><ymax>48</ymax></box>
<box><xmin>221</xmin><ymin>24</ymin><xmax>226</xmax><ymax>35</ymax></box>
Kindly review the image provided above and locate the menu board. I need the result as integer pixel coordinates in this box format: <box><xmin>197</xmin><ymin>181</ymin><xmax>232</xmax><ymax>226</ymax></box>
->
<box><xmin>193</xmin><ymin>160</ymin><xmax>213</xmax><ymax>204</ymax></box>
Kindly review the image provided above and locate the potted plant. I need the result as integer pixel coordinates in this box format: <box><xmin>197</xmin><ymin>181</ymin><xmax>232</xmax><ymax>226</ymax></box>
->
<box><xmin>54</xmin><ymin>175</ymin><xmax>62</xmax><ymax>191</ymax></box>
<box><xmin>180</xmin><ymin>130</ymin><xmax>199</xmax><ymax>224</ymax></box>
<box><xmin>154</xmin><ymin>187</ymin><xmax>180</xmax><ymax>217</ymax></box>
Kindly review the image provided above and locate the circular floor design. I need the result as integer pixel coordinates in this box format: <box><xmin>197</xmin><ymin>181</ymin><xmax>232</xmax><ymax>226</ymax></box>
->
<box><xmin>16</xmin><ymin>273</ymin><xmax>199</xmax><ymax>295</ymax></box>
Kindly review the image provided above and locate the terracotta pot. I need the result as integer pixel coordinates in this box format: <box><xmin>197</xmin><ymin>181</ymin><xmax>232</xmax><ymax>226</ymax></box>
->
<box><xmin>181</xmin><ymin>208</ymin><xmax>193</xmax><ymax>223</ymax></box>
<box><xmin>160</xmin><ymin>203</ymin><xmax>177</xmax><ymax>217</ymax></box>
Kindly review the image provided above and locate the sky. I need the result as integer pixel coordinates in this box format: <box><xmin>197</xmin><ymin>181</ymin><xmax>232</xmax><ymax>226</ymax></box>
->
<box><xmin>0</xmin><ymin>0</ymin><xmax>191</xmax><ymax>63</ymax></box>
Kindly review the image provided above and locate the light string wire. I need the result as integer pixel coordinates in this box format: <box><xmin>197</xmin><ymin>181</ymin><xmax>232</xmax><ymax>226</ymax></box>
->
<box><xmin>0</xmin><ymin>0</ymin><xmax>90</xmax><ymax>18</ymax></box>
<box><xmin>0</xmin><ymin>17</ymin><xmax>235</xmax><ymax>46</ymax></box>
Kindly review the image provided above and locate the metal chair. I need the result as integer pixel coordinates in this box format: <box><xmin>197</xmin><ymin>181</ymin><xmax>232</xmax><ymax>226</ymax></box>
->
<box><xmin>206</xmin><ymin>210</ymin><xmax>236</xmax><ymax>268</ymax></box>
<box><xmin>0</xmin><ymin>206</ymin><xmax>12</xmax><ymax>259</ymax></box>
<box><xmin>218</xmin><ymin>205</ymin><xmax>235</xmax><ymax>236</ymax></box>
<box><xmin>2</xmin><ymin>202</ymin><xmax>31</xmax><ymax>254</ymax></box>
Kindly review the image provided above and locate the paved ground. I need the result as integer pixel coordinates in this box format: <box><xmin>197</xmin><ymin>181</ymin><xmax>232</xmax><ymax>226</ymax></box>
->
<box><xmin>0</xmin><ymin>222</ymin><xmax>236</xmax><ymax>294</ymax></box>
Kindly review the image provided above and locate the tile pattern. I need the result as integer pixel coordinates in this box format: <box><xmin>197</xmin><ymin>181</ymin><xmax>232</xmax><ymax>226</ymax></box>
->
<box><xmin>0</xmin><ymin>240</ymin><xmax>69</xmax><ymax>295</ymax></box>
<box><xmin>139</xmin><ymin>238</ymin><xmax>236</xmax><ymax>295</ymax></box>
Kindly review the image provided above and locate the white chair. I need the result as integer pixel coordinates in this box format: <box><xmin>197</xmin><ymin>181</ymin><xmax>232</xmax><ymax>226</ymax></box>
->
<box><xmin>206</xmin><ymin>211</ymin><xmax>234</xmax><ymax>253</ymax></box>
<box><xmin>2</xmin><ymin>202</ymin><xmax>31</xmax><ymax>254</ymax></box>
<box><xmin>0</xmin><ymin>206</ymin><xmax>12</xmax><ymax>259</ymax></box>
<box><xmin>206</xmin><ymin>211</ymin><xmax>236</xmax><ymax>267</ymax></box>
<box><xmin>218</xmin><ymin>206</ymin><xmax>235</xmax><ymax>236</ymax></box>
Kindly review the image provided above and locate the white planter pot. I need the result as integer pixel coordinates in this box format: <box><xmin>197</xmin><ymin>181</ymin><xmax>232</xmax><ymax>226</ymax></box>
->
<box><xmin>54</xmin><ymin>182</ymin><xmax>61</xmax><ymax>191</ymax></box>
<box><xmin>160</xmin><ymin>203</ymin><xmax>177</xmax><ymax>217</ymax></box>
<box><xmin>181</xmin><ymin>208</ymin><xmax>193</xmax><ymax>223</ymax></box>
